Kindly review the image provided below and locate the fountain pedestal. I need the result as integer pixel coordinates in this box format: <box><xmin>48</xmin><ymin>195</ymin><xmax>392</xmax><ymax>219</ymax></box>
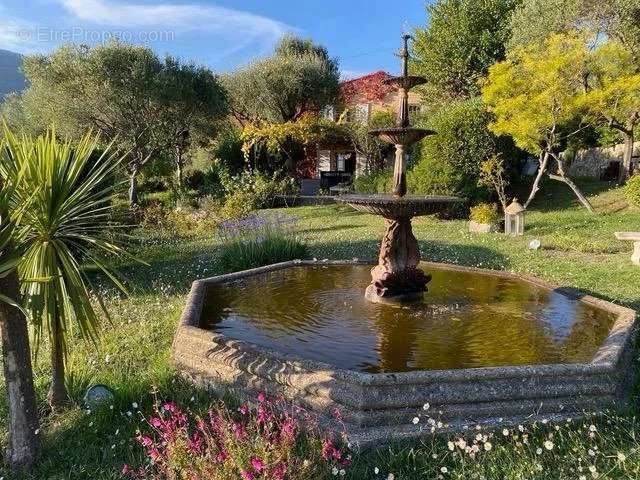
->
<box><xmin>338</xmin><ymin>195</ymin><xmax>459</xmax><ymax>303</ymax></box>
<box><xmin>366</xmin><ymin>216</ymin><xmax>431</xmax><ymax>303</ymax></box>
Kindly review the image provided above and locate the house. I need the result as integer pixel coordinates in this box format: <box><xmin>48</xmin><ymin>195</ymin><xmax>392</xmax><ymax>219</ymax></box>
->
<box><xmin>310</xmin><ymin>70</ymin><xmax>423</xmax><ymax>192</ymax></box>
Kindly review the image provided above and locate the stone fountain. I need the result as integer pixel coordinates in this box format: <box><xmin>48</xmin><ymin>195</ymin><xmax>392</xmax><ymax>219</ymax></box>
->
<box><xmin>171</xmin><ymin>34</ymin><xmax>637</xmax><ymax>448</ymax></box>
<box><xmin>340</xmin><ymin>34</ymin><xmax>459</xmax><ymax>303</ymax></box>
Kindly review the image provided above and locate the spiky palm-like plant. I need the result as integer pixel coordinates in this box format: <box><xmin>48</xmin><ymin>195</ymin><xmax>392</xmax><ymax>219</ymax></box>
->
<box><xmin>0</xmin><ymin>127</ymin><xmax>131</xmax><ymax>408</ymax></box>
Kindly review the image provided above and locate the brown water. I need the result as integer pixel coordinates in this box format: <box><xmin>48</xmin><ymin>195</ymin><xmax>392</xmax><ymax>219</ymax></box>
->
<box><xmin>202</xmin><ymin>265</ymin><xmax>616</xmax><ymax>373</ymax></box>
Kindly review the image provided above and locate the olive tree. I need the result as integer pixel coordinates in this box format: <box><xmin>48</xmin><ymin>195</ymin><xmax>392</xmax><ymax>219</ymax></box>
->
<box><xmin>155</xmin><ymin>57</ymin><xmax>228</xmax><ymax>191</ymax></box>
<box><xmin>508</xmin><ymin>0</ymin><xmax>640</xmax><ymax>59</ymax></box>
<box><xmin>21</xmin><ymin>42</ymin><xmax>227</xmax><ymax>206</ymax></box>
<box><xmin>224</xmin><ymin>35</ymin><xmax>339</xmax><ymax>124</ymax></box>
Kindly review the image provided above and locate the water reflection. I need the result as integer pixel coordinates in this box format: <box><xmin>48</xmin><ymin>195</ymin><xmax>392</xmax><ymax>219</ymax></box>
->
<box><xmin>202</xmin><ymin>265</ymin><xmax>615</xmax><ymax>373</ymax></box>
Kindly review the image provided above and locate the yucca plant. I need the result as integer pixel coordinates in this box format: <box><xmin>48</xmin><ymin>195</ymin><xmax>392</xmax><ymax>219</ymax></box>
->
<box><xmin>0</xmin><ymin>126</ymin><xmax>132</xmax><ymax>408</ymax></box>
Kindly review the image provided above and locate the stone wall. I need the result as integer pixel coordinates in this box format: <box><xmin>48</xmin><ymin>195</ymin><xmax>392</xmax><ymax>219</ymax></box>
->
<box><xmin>568</xmin><ymin>142</ymin><xmax>640</xmax><ymax>178</ymax></box>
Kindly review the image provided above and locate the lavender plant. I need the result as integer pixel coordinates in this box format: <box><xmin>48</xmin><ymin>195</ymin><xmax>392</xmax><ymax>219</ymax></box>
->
<box><xmin>217</xmin><ymin>213</ymin><xmax>306</xmax><ymax>272</ymax></box>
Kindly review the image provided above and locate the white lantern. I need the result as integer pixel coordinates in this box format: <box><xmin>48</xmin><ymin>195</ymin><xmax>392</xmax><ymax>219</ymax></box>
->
<box><xmin>504</xmin><ymin>198</ymin><xmax>525</xmax><ymax>236</ymax></box>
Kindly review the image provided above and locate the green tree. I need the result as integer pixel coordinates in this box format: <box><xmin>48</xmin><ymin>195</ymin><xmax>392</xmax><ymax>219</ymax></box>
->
<box><xmin>155</xmin><ymin>57</ymin><xmax>228</xmax><ymax>192</ymax></box>
<box><xmin>223</xmin><ymin>35</ymin><xmax>339</xmax><ymax>124</ymax></box>
<box><xmin>0</xmin><ymin>129</ymin><xmax>132</xmax><ymax>408</ymax></box>
<box><xmin>407</xmin><ymin>98</ymin><xmax>507</xmax><ymax>203</ymax></box>
<box><xmin>508</xmin><ymin>0</ymin><xmax>640</xmax><ymax>60</ymax></box>
<box><xmin>0</xmin><ymin>143</ymin><xmax>40</xmax><ymax>470</ymax></box>
<box><xmin>482</xmin><ymin>32</ymin><xmax>594</xmax><ymax>212</ymax></box>
<box><xmin>22</xmin><ymin>43</ymin><xmax>164</xmax><ymax>206</ymax></box>
<box><xmin>21</xmin><ymin>42</ymin><xmax>227</xmax><ymax>207</ymax></box>
<box><xmin>0</xmin><ymin>93</ymin><xmax>31</xmax><ymax>133</ymax></box>
<box><xmin>411</xmin><ymin>0</ymin><xmax>519</xmax><ymax>104</ymax></box>
<box><xmin>585</xmin><ymin>41</ymin><xmax>640</xmax><ymax>182</ymax></box>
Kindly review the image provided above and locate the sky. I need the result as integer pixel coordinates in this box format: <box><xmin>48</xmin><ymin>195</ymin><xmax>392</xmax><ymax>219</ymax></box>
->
<box><xmin>0</xmin><ymin>0</ymin><xmax>431</xmax><ymax>79</ymax></box>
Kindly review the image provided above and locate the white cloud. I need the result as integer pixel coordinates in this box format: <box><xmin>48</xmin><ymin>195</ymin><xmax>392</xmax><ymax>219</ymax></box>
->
<box><xmin>0</xmin><ymin>6</ymin><xmax>40</xmax><ymax>53</ymax></box>
<box><xmin>340</xmin><ymin>69</ymin><xmax>370</xmax><ymax>81</ymax></box>
<box><xmin>59</xmin><ymin>0</ymin><xmax>292</xmax><ymax>44</ymax></box>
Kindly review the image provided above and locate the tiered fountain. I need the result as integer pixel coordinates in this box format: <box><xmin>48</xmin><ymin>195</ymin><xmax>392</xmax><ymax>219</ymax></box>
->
<box><xmin>339</xmin><ymin>34</ymin><xmax>458</xmax><ymax>303</ymax></box>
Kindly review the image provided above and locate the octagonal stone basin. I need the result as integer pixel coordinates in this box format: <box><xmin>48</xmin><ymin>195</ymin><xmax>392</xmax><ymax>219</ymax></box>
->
<box><xmin>172</xmin><ymin>260</ymin><xmax>637</xmax><ymax>447</ymax></box>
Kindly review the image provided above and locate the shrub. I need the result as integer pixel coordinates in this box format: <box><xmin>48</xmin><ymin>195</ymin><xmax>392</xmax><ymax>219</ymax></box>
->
<box><xmin>353</xmin><ymin>168</ymin><xmax>393</xmax><ymax>194</ymax></box>
<box><xmin>218</xmin><ymin>213</ymin><xmax>306</xmax><ymax>272</ymax></box>
<box><xmin>220</xmin><ymin>189</ymin><xmax>257</xmax><ymax>220</ymax></box>
<box><xmin>624</xmin><ymin>174</ymin><xmax>640</xmax><ymax>207</ymax></box>
<box><xmin>220</xmin><ymin>171</ymin><xmax>299</xmax><ymax>220</ymax></box>
<box><xmin>212</xmin><ymin>127</ymin><xmax>247</xmax><ymax>175</ymax></box>
<box><xmin>469</xmin><ymin>202</ymin><xmax>501</xmax><ymax>224</ymax></box>
<box><xmin>408</xmin><ymin>98</ymin><xmax>498</xmax><ymax>202</ymax></box>
<box><xmin>123</xmin><ymin>393</ymin><xmax>350</xmax><ymax>480</ymax></box>
<box><xmin>136</xmin><ymin>196</ymin><xmax>222</xmax><ymax>235</ymax></box>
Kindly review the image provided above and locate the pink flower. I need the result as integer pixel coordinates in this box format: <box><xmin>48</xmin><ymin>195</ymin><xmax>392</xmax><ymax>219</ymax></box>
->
<box><xmin>148</xmin><ymin>448</ymin><xmax>162</xmax><ymax>463</ymax></box>
<box><xmin>322</xmin><ymin>439</ymin><xmax>335</xmax><ymax>461</ymax></box>
<box><xmin>256</xmin><ymin>405</ymin><xmax>273</xmax><ymax>426</ymax></box>
<box><xmin>136</xmin><ymin>435</ymin><xmax>153</xmax><ymax>447</ymax></box>
<box><xmin>250</xmin><ymin>456</ymin><xmax>265</xmax><ymax>473</ymax></box>
<box><xmin>162</xmin><ymin>402</ymin><xmax>177</xmax><ymax>413</ymax></box>
<box><xmin>121</xmin><ymin>464</ymin><xmax>133</xmax><ymax>476</ymax></box>
<box><xmin>215</xmin><ymin>450</ymin><xmax>228</xmax><ymax>463</ymax></box>
<box><xmin>272</xmin><ymin>462</ymin><xmax>287</xmax><ymax>480</ymax></box>
<box><xmin>239</xmin><ymin>403</ymin><xmax>249</xmax><ymax>415</ymax></box>
<box><xmin>281</xmin><ymin>418</ymin><xmax>296</xmax><ymax>442</ymax></box>
<box><xmin>257</xmin><ymin>392</ymin><xmax>266</xmax><ymax>403</ymax></box>
<box><xmin>240</xmin><ymin>470</ymin><xmax>255</xmax><ymax>480</ymax></box>
<box><xmin>187</xmin><ymin>432</ymin><xmax>204</xmax><ymax>454</ymax></box>
<box><xmin>196</xmin><ymin>418</ymin><xmax>206</xmax><ymax>431</ymax></box>
<box><xmin>232</xmin><ymin>422</ymin><xmax>247</xmax><ymax>440</ymax></box>
<box><xmin>149</xmin><ymin>417</ymin><xmax>163</xmax><ymax>428</ymax></box>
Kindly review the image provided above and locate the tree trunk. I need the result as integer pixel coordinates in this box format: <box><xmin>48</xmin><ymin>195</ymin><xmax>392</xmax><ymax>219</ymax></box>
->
<box><xmin>47</xmin><ymin>320</ymin><xmax>69</xmax><ymax>409</ymax></box>
<box><xmin>524</xmin><ymin>151</ymin><xmax>549</xmax><ymax>209</ymax></box>
<box><xmin>128</xmin><ymin>167</ymin><xmax>139</xmax><ymax>208</ymax></box>
<box><xmin>176</xmin><ymin>162</ymin><xmax>183</xmax><ymax>190</ymax></box>
<box><xmin>619</xmin><ymin>130</ymin><xmax>634</xmax><ymax>184</ymax></box>
<box><xmin>549</xmin><ymin>153</ymin><xmax>595</xmax><ymax>213</ymax></box>
<box><xmin>0</xmin><ymin>266</ymin><xmax>40</xmax><ymax>470</ymax></box>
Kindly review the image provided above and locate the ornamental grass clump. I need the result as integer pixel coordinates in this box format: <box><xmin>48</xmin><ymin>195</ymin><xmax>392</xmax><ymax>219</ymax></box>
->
<box><xmin>218</xmin><ymin>213</ymin><xmax>306</xmax><ymax>272</ymax></box>
<box><xmin>123</xmin><ymin>393</ymin><xmax>350</xmax><ymax>480</ymax></box>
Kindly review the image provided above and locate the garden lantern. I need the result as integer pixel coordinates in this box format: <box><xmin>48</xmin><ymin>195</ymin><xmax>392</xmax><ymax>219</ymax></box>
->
<box><xmin>504</xmin><ymin>198</ymin><xmax>525</xmax><ymax>236</ymax></box>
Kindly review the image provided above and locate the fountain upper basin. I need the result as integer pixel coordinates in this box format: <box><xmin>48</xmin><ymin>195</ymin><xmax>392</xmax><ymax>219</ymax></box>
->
<box><xmin>368</xmin><ymin>127</ymin><xmax>436</xmax><ymax>146</ymax></box>
<box><xmin>338</xmin><ymin>194</ymin><xmax>459</xmax><ymax>218</ymax></box>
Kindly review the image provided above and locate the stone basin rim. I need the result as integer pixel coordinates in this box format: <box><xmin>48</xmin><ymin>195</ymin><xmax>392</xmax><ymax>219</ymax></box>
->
<box><xmin>175</xmin><ymin>259</ymin><xmax>636</xmax><ymax>385</ymax></box>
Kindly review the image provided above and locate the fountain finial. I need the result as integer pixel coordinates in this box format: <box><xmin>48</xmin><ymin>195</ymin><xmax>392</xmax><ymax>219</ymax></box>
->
<box><xmin>400</xmin><ymin>33</ymin><xmax>411</xmax><ymax>79</ymax></box>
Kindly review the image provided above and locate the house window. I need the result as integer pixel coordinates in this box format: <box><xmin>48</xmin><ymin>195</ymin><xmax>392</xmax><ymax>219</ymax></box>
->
<box><xmin>408</xmin><ymin>104</ymin><xmax>421</xmax><ymax>116</ymax></box>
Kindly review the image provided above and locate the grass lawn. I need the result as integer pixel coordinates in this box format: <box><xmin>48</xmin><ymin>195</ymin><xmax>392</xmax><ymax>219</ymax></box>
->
<box><xmin>1</xmin><ymin>179</ymin><xmax>640</xmax><ymax>479</ymax></box>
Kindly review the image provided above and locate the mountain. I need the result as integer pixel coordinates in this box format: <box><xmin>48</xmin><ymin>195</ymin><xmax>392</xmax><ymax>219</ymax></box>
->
<box><xmin>0</xmin><ymin>49</ymin><xmax>27</xmax><ymax>99</ymax></box>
